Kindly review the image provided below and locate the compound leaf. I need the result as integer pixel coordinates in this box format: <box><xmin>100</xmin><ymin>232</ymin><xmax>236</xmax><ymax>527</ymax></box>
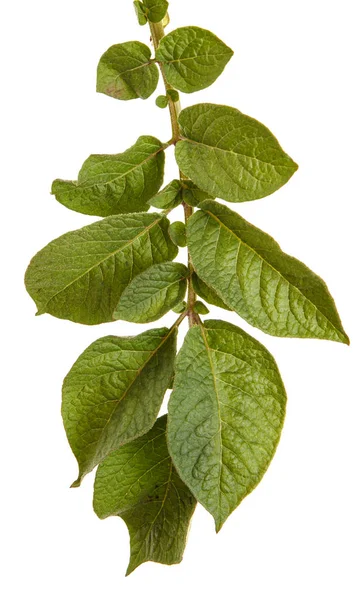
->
<box><xmin>175</xmin><ymin>104</ymin><xmax>298</xmax><ymax>202</ymax></box>
<box><xmin>188</xmin><ymin>200</ymin><xmax>348</xmax><ymax>342</ymax></box>
<box><xmin>97</xmin><ymin>42</ymin><xmax>159</xmax><ymax>101</ymax></box>
<box><xmin>114</xmin><ymin>262</ymin><xmax>188</xmax><ymax>323</ymax></box>
<box><xmin>168</xmin><ymin>320</ymin><xmax>286</xmax><ymax>531</ymax></box>
<box><xmin>94</xmin><ymin>415</ymin><xmax>196</xmax><ymax>575</ymax></box>
<box><xmin>52</xmin><ymin>136</ymin><xmax>165</xmax><ymax>217</ymax></box>
<box><xmin>63</xmin><ymin>329</ymin><xmax>177</xmax><ymax>486</ymax></box>
<box><xmin>156</xmin><ymin>27</ymin><xmax>233</xmax><ymax>93</ymax></box>
<box><xmin>25</xmin><ymin>212</ymin><xmax>177</xmax><ymax>325</ymax></box>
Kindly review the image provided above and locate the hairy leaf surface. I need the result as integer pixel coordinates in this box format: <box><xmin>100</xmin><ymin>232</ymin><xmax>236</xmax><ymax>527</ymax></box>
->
<box><xmin>52</xmin><ymin>136</ymin><xmax>165</xmax><ymax>216</ymax></box>
<box><xmin>156</xmin><ymin>27</ymin><xmax>233</xmax><ymax>93</ymax></box>
<box><xmin>63</xmin><ymin>329</ymin><xmax>177</xmax><ymax>486</ymax></box>
<box><xmin>175</xmin><ymin>104</ymin><xmax>298</xmax><ymax>202</ymax></box>
<box><xmin>97</xmin><ymin>42</ymin><xmax>159</xmax><ymax>100</ymax></box>
<box><xmin>188</xmin><ymin>201</ymin><xmax>348</xmax><ymax>342</ymax></box>
<box><xmin>168</xmin><ymin>320</ymin><xmax>286</xmax><ymax>531</ymax></box>
<box><xmin>114</xmin><ymin>262</ymin><xmax>188</xmax><ymax>323</ymax></box>
<box><xmin>25</xmin><ymin>212</ymin><xmax>177</xmax><ymax>325</ymax></box>
<box><xmin>192</xmin><ymin>273</ymin><xmax>231</xmax><ymax>311</ymax></box>
<box><xmin>94</xmin><ymin>415</ymin><xmax>196</xmax><ymax>575</ymax></box>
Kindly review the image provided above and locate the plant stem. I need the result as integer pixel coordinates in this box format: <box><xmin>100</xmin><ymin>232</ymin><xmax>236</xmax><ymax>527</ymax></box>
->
<box><xmin>149</xmin><ymin>18</ymin><xmax>198</xmax><ymax>326</ymax></box>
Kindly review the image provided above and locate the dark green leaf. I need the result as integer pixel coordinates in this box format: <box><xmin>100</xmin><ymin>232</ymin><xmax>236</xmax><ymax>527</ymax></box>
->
<box><xmin>176</xmin><ymin>104</ymin><xmax>298</xmax><ymax>202</ymax></box>
<box><xmin>188</xmin><ymin>200</ymin><xmax>349</xmax><ymax>342</ymax></box>
<box><xmin>192</xmin><ymin>273</ymin><xmax>232</xmax><ymax>311</ymax></box>
<box><xmin>114</xmin><ymin>262</ymin><xmax>188</xmax><ymax>323</ymax></box>
<box><xmin>193</xmin><ymin>300</ymin><xmax>209</xmax><ymax>315</ymax></box>
<box><xmin>156</xmin><ymin>27</ymin><xmax>233</xmax><ymax>93</ymax></box>
<box><xmin>25</xmin><ymin>212</ymin><xmax>177</xmax><ymax>325</ymax></box>
<box><xmin>97</xmin><ymin>42</ymin><xmax>159</xmax><ymax>101</ymax></box>
<box><xmin>94</xmin><ymin>415</ymin><xmax>196</xmax><ymax>575</ymax></box>
<box><xmin>52</xmin><ymin>136</ymin><xmax>165</xmax><ymax>217</ymax></box>
<box><xmin>168</xmin><ymin>320</ymin><xmax>286</xmax><ymax>531</ymax></box>
<box><xmin>168</xmin><ymin>221</ymin><xmax>187</xmax><ymax>247</ymax></box>
<box><xmin>63</xmin><ymin>329</ymin><xmax>177</xmax><ymax>486</ymax></box>
<box><xmin>149</xmin><ymin>179</ymin><xmax>182</xmax><ymax>209</ymax></box>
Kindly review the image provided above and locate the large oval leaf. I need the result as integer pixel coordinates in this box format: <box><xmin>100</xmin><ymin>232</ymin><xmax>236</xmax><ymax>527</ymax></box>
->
<box><xmin>168</xmin><ymin>320</ymin><xmax>286</xmax><ymax>531</ymax></box>
<box><xmin>114</xmin><ymin>262</ymin><xmax>188</xmax><ymax>323</ymax></box>
<box><xmin>175</xmin><ymin>104</ymin><xmax>298</xmax><ymax>202</ymax></box>
<box><xmin>97</xmin><ymin>41</ymin><xmax>159</xmax><ymax>100</ymax></box>
<box><xmin>25</xmin><ymin>212</ymin><xmax>177</xmax><ymax>325</ymax></box>
<box><xmin>187</xmin><ymin>200</ymin><xmax>349</xmax><ymax>343</ymax></box>
<box><xmin>63</xmin><ymin>329</ymin><xmax>177</xmax><ymax>486</ymax></box>
<box><xmin>52</xmin><ymin>136</ymin><xmax>165</xmax><ymax>216</ymax></box>
<box><xmin>94</xmin><ymin>415</ymin><xmax>196</xmax><ymax>575</ymax></box>
<box><xmin>156</xmin><ymin>27</ymin><xmax>233</xmax><ymax>93</ymax></box>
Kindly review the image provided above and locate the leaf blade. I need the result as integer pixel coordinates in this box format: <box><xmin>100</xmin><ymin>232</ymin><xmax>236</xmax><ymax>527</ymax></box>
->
<box><xmin>52</xmin><ymin>136</ymin><xmax>165</xmax><ymax>217</ymax></box>
<box><xmin>175</xmin><ymin>103</ymin><xmax>298</xmax><ymax>202</ymax></box>
<box><xmin>156</xmin><ymin>27</ymin><xmax>233</xmax><ymax>93</ymax></box>
<box><xmin>93</xmin><ymin>415</ymin><xmax>196</xmax><ymax>575</ymax></box>
<box><xmin>63</xmin><ymin>329</ymin><xmax>177</xmax><ymax>485</ymax></box>
<box><xmin>168</xmin><ymin>320</ymin><xmax>287</xmax><ymax>531</ymax></box>
<box><xmin>25</xmin><ymin>212</ymin><xmax>177</xmax><ymax>325</ymax></box>
<box><xmin>114</xmin><ymin>262</ymin><xmax>188</xmax><ymax>323</ymax></box>
<box><xmin>188</xmin><ymin>200</ymin><xmax>348</xmax><ymax>342</ymax></box>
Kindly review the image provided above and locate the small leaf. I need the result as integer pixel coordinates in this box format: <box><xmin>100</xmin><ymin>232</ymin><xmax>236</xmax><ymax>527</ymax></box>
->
<box><xmin>94</xmin><ymin>415</ymin><xmax>196</xmax><ymax>575</ymax></box>
<box><xmin>149</xmin><ymin>179</ymin><xmax>182</xmax><ymax>209</ymax></box>
<box><xmin>52</xmin><ymin>135</ymin><xmax>165</xmax><ymax>217</ymax></box>
<box><xmin>167</xmin><ymin>89</ymin><xmax>179</xmax><ymax>102</ymax></box>
<box><xmin>97</xmin><ymin>42</ymin><xmax>159</xmax><ymax>101</ymax></box>
<box><xmin>193</xmin><ymin>300</ymin><xmax>209</xmax><ymax>315</ymax></box>
<box><xmin>156</xmin><ymin>27</ymin><xmax>233</xmax><ymax>93</ymax></box>
<box><xmin>133</xmin><ymin>1</ymin><xmax>148</xmax><ymax>26</ymax></box>
<box><xmin>25</xmin><ymin>212</ymin><xmax>177</xmax><ymax>325</ymax></box>
<box><xmin>181</xmin><ymin>180</ymin><xmax>213</xmax><ymax>207</ymax></box>
<box><xmin>188</xmin><ymin>200</ymin><xmax>349</xmax><ymax>342</ymax></box>
<box><xmin>192</xmin><ymin>273</ymin><xmax>232</xmax><ymax>311</ymax></box>
<box><xmin>114</xmin><ymin>262</ymin><xmax>188</xmax><ymax>323</ymax></box>
<box><xmin>176</xmin><ymin>104</ymin><xmax>298</xmax><ymax>202</ymax></box>
<box><xmin>156</xmin><ymin>94</ymin><xmax>168</xmax><ymax>108</ymax></box>
<box><xmin>168</xmin><ymin>320</ymin><xmax>287</xmax><ymax>531</ymax></box>
<box><xmin>169</xmin><ymin>221</ymin><xmax>187</xmax><ymax>247</ymax></box>
<box><xmin>142</xmin><ymin>0</ymin><xmax>168</xmax><ymax>23</ymax></box>
<box><xmin>63</xmin><ymin>329</ymin><xmax>177</xmax><ymax>486</ymax></box>
<box><xmin>172</xmin><ymin>300</ymin><xmax>187</xmax><ymax>314</ymax></box>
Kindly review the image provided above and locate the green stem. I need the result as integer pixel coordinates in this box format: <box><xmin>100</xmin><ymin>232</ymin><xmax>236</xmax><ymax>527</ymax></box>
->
<box><xmin>149</xmin><ymin>18</ymin><xmax>197</xmax><ymax>326</ymax></box>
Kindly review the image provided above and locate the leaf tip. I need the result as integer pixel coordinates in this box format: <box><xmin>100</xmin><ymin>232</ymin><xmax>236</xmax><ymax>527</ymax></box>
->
<box><xmin>70</xmin><ymin>476</ymin><xmax>82</xmax><ymax>489</ymax></box>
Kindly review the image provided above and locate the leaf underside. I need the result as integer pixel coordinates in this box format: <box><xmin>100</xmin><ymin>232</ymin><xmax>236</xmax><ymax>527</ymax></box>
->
<box><xmin>168</xmin><ymin>319</ymin><xmax>287</xmax><ymax>531</ymax></box>
<box><xmin>94</xmin><ymin>415</ymin><xmax>196</xmax><ymax>575</ymax></box>
<box><xmin>187</xmin><ymin>200</ymin><xmax>348</xmax><ymax>342</ymax></box>
<box><xmin>62</xmin><ymin>328</ymin><xmax>177</xmax><ymax>485</ymax></box>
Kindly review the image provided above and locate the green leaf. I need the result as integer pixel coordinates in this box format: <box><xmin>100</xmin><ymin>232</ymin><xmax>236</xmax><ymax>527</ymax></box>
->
<box><xmin>175</xmin><ymin>104</ymin><xmax>298</xmax><ymax>202</ymax></box>
<box><xmin>133</xmin><ymin>1</ymin><xmax>148</xmax><ymax>26</ymax></box>
<box><xmin>168</xmin><ymin>221</ymin><xmax>187</xmax><ymax>247</ymax></box>
<box><xmin>97</xmin><ymin>42</ymin><xmax>159</xmax><ymax>101</ymax></box>
<box><xmin>149</xmin><ymin>179</ymin><xmax>182</xmax><ymax>209</ymax></box>
<box><xmin>63</xmin><ymin>329</ymin><xmax>177</xmax><ymax>486</ymax></box>
<box><xmin>156</xmin><ymin>27</ymin><xmax>233</xmax><ymax>93</ymax></box>
<box><xmin>193</xmin><ymin>300</ymin><xmax>209</xmax><ymax>315</ymax></box>
<box><xmin>94</xmin><ymin>415</ymin><xmax>196</xmax><ymax>575</ymax></box>
<box><xmin>142</xmin><ymin>0</ymin><xmax>168</xmax><ymax>23</ymax></box>
<box><xmin>25</xmin><ymin>212</ymin><xmax>177</xmax><ymax>325</ymax></box>
<box><xmin>114</xmin><ymin>262</ymin><xmax>188</xmax><ymax>323</ymax></box>
<box><xmin>180</xmin><ymin>180</ymin><xmax>213</xmax><ymax>207</ymax></box>
<box><xmin>192</xmin><ymin>273</ymin><xmax>232</xmax><ymax>311</ymax></box>
<box><xmin>156</xmin><ymin>94</ymin><xmax>168</xmax><ymax>108</ymax></box>
<box><xmin>52</xmin><ymin>136</ymin><xmax>165</xmax><ymax>217</ymax></box>
<box><xmin>188</xmin><ymin>200</ymin><xmax>349</xmax><ymax>343</ymax></box>
<box><xmin>168</xmin><ymin>320</ymin><xmax>286</xmax><ymax>531</ymax></box>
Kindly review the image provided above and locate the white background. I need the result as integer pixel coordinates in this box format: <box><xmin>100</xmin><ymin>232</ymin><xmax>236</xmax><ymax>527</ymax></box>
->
<box><xmin>1</xmin><ymin>0</ymin><xmax>356</xmax><ymax>598</ymax></box>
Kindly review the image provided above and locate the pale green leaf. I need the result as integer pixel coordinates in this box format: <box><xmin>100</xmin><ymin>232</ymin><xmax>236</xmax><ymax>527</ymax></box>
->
<box><xmin>175</xmin><ymin>104</ymin><xmax>298</xmax><ymax>202</ymax></box>
<box><xmin>63</xmin><ymin>329</ymin><xmax>177</xmax><ymax>486</ymax></box>
<box><xmin>192</xmin><ymin>273</ymin><xmax>232</xmax><ymax>311</ymax></box>
<box><xmin>149</xmin><ymin>179</ymin><xmax>182</xmax><ymax>209</ymax></box>
<box><xmin>52</xmin><ymin>136</ymin><xmax>165</xmax><ymax>217</ymax></box>
<box><xmin>168</xmin><ymin>320</ymin><xmax>286</xmax><ymax>531</ymax></box>
<box><xmin>25</xmin><ymin>212</ymin><xmax>177</xmax><ymax>325</ymax></box>
<box><xmin>188</xmin><ymin>200</ymin><xmax>349</xmax><ymax>342</ymax></box>
<box><xmin>94</xmin><ymin>415</ymin><xmax>196</xmax><ymax>575</ymax></box>
<box><xmin>97</xmin><ymin>42</ymin><xmax>159</xmax><ymax>101</ymax></box>
<box><xmin>156</xmin><ymin>27</ymin><xmax>233</xmax><ymax>93</ymax></box>
<box><xmin>142</xmin><ymin>0</ymin><xmax>168</xmax><ymax>23</ymax></box>
<box><xmin>114</xmin><ymin>262</ymin><xmax>188</xmax><ymax>323</ymax></box>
